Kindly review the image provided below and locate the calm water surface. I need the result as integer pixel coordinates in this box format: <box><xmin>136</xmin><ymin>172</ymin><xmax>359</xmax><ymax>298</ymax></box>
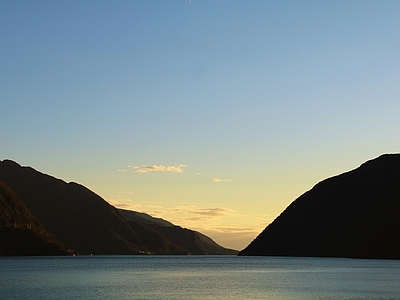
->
<box><xmin>1</xmin><ymin>256</ymin><xmax>399</xmax><ymax>299</ymax></box>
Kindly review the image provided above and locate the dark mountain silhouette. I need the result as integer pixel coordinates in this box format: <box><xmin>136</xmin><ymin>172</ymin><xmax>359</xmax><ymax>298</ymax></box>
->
<box><xmin>0</xmin><ymin>159</ymin><xmax>236</xmax><ymax>255</ymax></box>
<box><xmin>0</xmin><ymin>180</ymin><xmax>72</xmax><ymax>255</ymax></box>
<box><xmin>151</xmin><ymin>226</ymin><xmax>238</xmax><ymax>255</ymax></box>
<box><xmin>239</xmin><ymin>154</ymin><xmax>400</xmax><ymax>259</ymax></box>
<box><xmin>0</xmin><ymin>160</ymin><xmax>188</xmax><ymax>255</ymax></box>
<box><xmin>120</xmin><ymin>209</ymin><xmax>238</xmax><ymax>255</ymax></box>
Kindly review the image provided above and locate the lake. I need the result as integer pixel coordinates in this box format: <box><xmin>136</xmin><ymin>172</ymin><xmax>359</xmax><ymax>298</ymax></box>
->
<box><xmin>1</xmin><ymin>256</ymin><xmax>399</xmax><ymax>299</ymax></box>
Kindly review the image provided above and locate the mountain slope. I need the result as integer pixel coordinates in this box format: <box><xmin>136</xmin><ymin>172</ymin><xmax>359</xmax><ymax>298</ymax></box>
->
<box><xmin>239</xmin><ymin>154</ymin><xmax>400</xmax><ymax>259</ymax></box>
<box><xmin>0</xmin><ymin>180</ymin><xmax>72</xmax><ymax>255</ymax></box>
<box><xmin>0</xmin><ymin>159</ymin><xmax>236</xmax><ymax>255</ymax></box>
<box><xmin>120</xmin><ymin>209</ymin><xmax>238</xmax><ymax>255</ymax></box>
<box><xmin>0</xmin><ymin>160</ymin><xmax>187</xmax><ymax>255</ymax></box>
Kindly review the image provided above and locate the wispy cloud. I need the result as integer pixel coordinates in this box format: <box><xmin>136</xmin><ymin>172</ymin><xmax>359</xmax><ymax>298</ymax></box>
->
<box><xmin>212</xmin><ymin>177</ymin><xmax>233</xmax><ymax>183</ymax></box>
<box><xmin>213</xmin><ymin>227</ymin><xmax>260</xmax><ymax>234</ymax></box>
<box><xmin>107</xmin><ymin>199</ymin><xmax>141</xmax><ymax>210</ymax></box>
<box><xmin>174</xmin><ymin>205</ymin><xmax>234</xmax><ymax>219</ymax></box>
<box><xmin>118</xmin><ymin>191</ymin><xmax>134</xmax><ymax>196</ymax></box>
<box><xmin>129</xmin><ymin>164</ymin><xmax>187</xmax><ymax>173</ymax></box>
<box><xmin>117</xmin><ymin>169</ymin><xmax>127</xmax><ymax>172</ymax></box>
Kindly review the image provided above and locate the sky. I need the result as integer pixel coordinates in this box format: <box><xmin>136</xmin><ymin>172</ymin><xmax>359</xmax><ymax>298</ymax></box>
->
<box><xmin>1</xmin><ymin>1</ymin><xmax>400</xmax><ymax>250</ymax></box>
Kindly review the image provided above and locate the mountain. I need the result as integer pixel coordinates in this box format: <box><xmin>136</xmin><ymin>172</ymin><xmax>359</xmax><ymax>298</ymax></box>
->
<box><xmin>0</xmin><ymin>159</ymin><xmax>236</xmax><ymax>255</ymax></box>
<box><xmin>120</xmin><ymin>209</ymin><xmax>238</xmax><ymax>255</ymax></box>
<box><xmin>239</xmin><ymin>154</ymin><xmax>400</xmax><ymax>259</ymax></box>
<box><xmin>0</xmin><ymin>180</ymin><xmax>72</xmax><ymax>255</ymax></box>
<box><xmin>0</xmin><ymin>159</ymin><xmax>188</xmax><ymax>255</ymax></box>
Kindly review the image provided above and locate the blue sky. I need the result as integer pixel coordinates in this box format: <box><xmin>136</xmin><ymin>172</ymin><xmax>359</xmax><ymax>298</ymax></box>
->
<box><xmin>2</xmin><ymin>0</ymin><xmax>400</xmax><ymax>250</ymax></box>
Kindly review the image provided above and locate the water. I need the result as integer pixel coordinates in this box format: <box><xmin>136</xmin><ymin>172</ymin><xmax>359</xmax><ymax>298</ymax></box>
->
<box><xmin>1</xmin><ymin>256</ymin><xmax>399</xmax><ymax>299</ymax></box>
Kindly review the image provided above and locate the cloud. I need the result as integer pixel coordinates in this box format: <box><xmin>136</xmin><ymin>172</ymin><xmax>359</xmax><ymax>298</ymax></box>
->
<box><xmin>106</xmin><ymin>199</ymin><xmax>141</xmax><ymax>210</ymax></box>
<box><xmin>213</xmin><ymin>227</ymin><xmax>260</xmax><ymax>234</ymax></box>
<box><xmin>212</xmin><ymin>177</ymin><xmax>233</xmax><ymax>183</ymax></box>
<box><xmin>174</xmin><ymin>205</ymin><xmax>234</xmax><ymax>219</ymax></box>
<box><xmin>117</xmin><ymin>169</ymin><xmax>127</xmax><ymax>172</ymax></box>
<box><xmin>119</xmin><ymin>191</ymin><xmax>134</xmax><ymax>196</ymax></box>
<box><xmin>130</xmin><ymin>164</ymin><xmax>187</xmax><ymax>173</ymax></box>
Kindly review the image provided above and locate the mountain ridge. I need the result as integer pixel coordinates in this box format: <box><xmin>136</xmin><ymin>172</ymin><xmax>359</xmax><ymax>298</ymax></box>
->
<box><xmin>119</xmin><ymin>208</ymin><xmax>238</xmax><ymax>255</ymax></box>
<box><xmin>239</xmin><ymin>153</ymin><xmax>400</xmax><ymax>259</ymax></box>
<box><xmin>0</xmin><ymin>159</ymin><xmax>237</xmax><ymax>255</ymax></box>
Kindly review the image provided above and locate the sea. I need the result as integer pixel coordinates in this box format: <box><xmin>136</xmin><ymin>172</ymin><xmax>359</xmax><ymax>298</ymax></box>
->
<box><xmin>1</xmin><ymin>255</ymin><xmax>399</xmax><ymax>300</ymax></box>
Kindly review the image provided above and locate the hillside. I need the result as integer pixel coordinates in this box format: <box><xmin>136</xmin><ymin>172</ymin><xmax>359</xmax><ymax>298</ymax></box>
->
<box><xmin>120</xmin><ymin>209</ymin><xmax>238</xmax><ymax>255</ymax></box>
<box><xmin>0</xmin><ymin>159</ymin><xmax>236</xmax><ymax>255</ymax></box>
<box><xmin>0</xmin><ymin>180</ymin><xmax>72</xmax><ymax>255</ymax></box>
<box><xmin>239</xmin><ymin>154</ymin><xmax>400</xmax><ymax>259</ymax></box>
<box><xmin>0</xmin><ymin>160</ymin><xmax>188</xmax><ymax>255</ymax></box>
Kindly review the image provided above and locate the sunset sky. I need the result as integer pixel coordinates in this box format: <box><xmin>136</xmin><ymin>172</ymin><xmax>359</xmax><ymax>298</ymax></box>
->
<box><xmin>2</xmin><ymin>1</ymin><xmax>400</xmax><ymax>250</ymax></box>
